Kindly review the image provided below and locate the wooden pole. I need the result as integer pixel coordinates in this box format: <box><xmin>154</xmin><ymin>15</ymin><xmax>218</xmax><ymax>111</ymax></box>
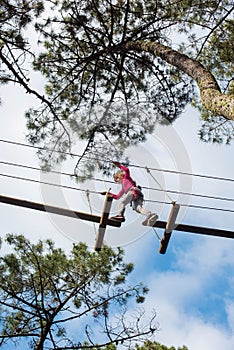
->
<box><xmin>159</xmin><ymin>202</ymin><xmax>180</xmax><ymax>254</ymax></box>
<box><xmin>94</xmin><ymin>193</ymin><xmax>114</xmax><ymax>252</ymax></box>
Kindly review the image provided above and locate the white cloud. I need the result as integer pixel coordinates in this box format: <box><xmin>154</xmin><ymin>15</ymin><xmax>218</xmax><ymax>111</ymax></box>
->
<box><xmin>226</xmin><ymin>301</ymin><xmax>234</xmax><ymax>334</ymax></box>
<box><xmin>129</xmin><ymin>234</ymin><xmax>234</xmax><ymax>350</ymax></box>
<box><xmin>140</xmin><ymin>273</ymin><xmax>234</xmax><ymax>350</ymax></box>
<box><xmin>174</xmin><ymin>236</ymin><xmax>234</xmax><ymax>274</ymax></box>
<box><xmin>155</xmin><ymin>312</ymin><xmax>234</xmax><ymax>350</ymax></box>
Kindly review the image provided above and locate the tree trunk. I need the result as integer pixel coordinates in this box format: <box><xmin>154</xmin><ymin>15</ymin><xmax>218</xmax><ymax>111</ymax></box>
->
<box><xmin>124</xmin><ymin>41</ymin><xmax>234</xmax><ymax>121</ymax></box>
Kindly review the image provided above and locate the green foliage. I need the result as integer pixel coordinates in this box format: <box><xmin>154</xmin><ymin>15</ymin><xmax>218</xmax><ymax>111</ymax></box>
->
<box><xmin>198</xmin><ymin>19</ymin><xmax>234</xmax><ymax>83</ymax></box>
<box><xmin>28</xmin><ymin>0</ymin><xmax>195</xmax><ymax>174</ymax></box>
<box><xmin>198</xmin><ymin>114</ymin><xmax>234</xmax><ymax>145</ymax></box>
<box><xmin>76</xmin><ymin>340</ymin><xmax>190</xmax><ymax>350</ymax></box>
<box><xmin>0</xmin><ymin>234</ymin><xmax>155</xmax><ymax>349</ymax></box>
<box><xmin>30</xmin><ymin>0</ymin><xmax>233</xmax><ymax>175</ymax></box>
<box><xmin>134</xmin><ymin>340</ymin><xmax>189</xmax><ymax>350</ymax></box>
<box><xmin>189</xmin><ymin>15</ymin><xmax>234</xmax><ymax>143</ymax></box>
<box><xmin>0</xmin><ymin>0</ymin><xmax>44</xmax><ymax>81</ymax></box>
<box><xmin>0</xmin><ymin>0</ymin><xmax>233</xmax><ymax>179</ymax></box>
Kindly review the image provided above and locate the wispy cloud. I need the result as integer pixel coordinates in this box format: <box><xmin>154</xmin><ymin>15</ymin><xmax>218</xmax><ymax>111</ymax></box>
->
<box><xmin>127</xmin><ymin>234</ymin><xmax>234</xmax><ymax>350</ymax></box>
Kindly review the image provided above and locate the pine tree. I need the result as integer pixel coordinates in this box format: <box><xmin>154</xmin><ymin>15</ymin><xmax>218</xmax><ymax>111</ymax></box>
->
<box><xmin>0</xmin><ymin>234</ymin><xmax>156</xmax><ymax>349</ymax></box>
<box><xmin>0</xmin><ymin>1</ymin><xmax>233</xmax><ymax>176</ymax></box>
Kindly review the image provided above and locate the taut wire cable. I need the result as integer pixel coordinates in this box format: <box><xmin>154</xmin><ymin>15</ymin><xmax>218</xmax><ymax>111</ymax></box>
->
<box><xmin>145</xmin><ymin>166</ymin><xmax>174</xmax><ymax>203</ymax></box>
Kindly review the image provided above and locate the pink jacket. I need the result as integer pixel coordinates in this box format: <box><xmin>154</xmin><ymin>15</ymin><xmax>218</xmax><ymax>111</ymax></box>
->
<box><xmin>110</xmin><ymin>164</ymin><xmax>136</xmax><ymax>199</ymax></box>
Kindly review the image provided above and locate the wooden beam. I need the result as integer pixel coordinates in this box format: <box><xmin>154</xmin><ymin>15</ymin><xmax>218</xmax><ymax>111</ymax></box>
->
<box><xmin>159</xmin><ymin>203</ymin><xmax>180</xmax><ymax>254</ymax></box>
<box><xmin>171</xmin><ymin>222</ymin><xmax>234</xmax><ymax>239</ymax></box>
<box><xmin>94</xmin><ymin>194</ymin><xmax>114</xmax><ymax>252</ymax></box>
<box><xmin>0</xmin><ymin>194</ymin><xmax>121</xmax><ymax>227</ymax></box>
<box><xmin>152</xmin><ymin>220</ymin><xmax>234</xmax><ymax>239</ymax></box>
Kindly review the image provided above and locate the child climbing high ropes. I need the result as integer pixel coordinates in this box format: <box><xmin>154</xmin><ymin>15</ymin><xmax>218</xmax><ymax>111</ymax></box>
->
<box><xmin>101</xmin><ymin>161</ymin><xmax>158</xmax><ymax>226</ymax></box>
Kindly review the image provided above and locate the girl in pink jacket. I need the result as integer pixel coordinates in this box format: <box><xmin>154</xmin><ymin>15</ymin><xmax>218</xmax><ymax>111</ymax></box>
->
<box><xmin>107</xmin><ymin>162</ymin><xmax>158</xmax><ymax>226</ymax></box>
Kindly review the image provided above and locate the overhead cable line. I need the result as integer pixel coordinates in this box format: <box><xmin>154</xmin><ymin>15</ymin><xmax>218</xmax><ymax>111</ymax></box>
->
<box><xmin>0</xmin><ymin>172</ymin><xmax>233</xmax><ymax>214</ymax></box>
<box><xmin>144</xmin><ymin>198</ymin><xmax>234</xmax><ymax>213</ymax></box>
<box><xmin>0</xmin><ymin>160</ymin><xmax>70</xmax><ymax>177</ymax></box>
<box><xmin>143</xmin><ymin>186</ymin><xmax>234</xmax><ymax>203</ymax></box>
<box><xmin>131</xmin><ymin>163</ymin><xmax>234</xmax><ymax>183</ymax></box>
<box><xmin>1</xmin><ymin>138</ymin><xmax>234</xmax><ymax>183</ymax></box>
<box><xmin>1</xmin><ymin>160</ymin><xmax>234</xmax><ymax>204</ymax></box>
<box><xmin>0</xmin><ymin>172</ymin><xmax>96</xmax><ymax>195</ymax></box>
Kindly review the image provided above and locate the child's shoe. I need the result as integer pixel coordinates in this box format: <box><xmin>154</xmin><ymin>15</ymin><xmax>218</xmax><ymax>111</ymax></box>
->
<box><xmin>109</xmin><ymin>215</ymin><xmax>125</xmax><ymax>222</ymax></box>
<box><xmin>142</xmin><ymin>213</ymin><xmax>158</xmax><ymax>226</ymax></box>
<box><xmin>148</xmin><ymin>213</ymin><xmax>158</xmax><ymax>226</ymax></box>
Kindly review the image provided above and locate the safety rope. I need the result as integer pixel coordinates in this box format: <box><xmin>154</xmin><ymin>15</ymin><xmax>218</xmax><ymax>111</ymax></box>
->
<box><xmin>152</xmin><ymin>227</ymin><xmax>161</xmax><ymax>241</ymax></box>
<box><xmin>86</xmin><ymin>189</ymin><xmax>97</xmax><ymax>235</ymax></box>
<box><xmin>144</xmin><ymin>224</ymin><xmax>161</xmax><ymax>241</ymax></box>
<box><xmin>145</xmin><ymin>166</ymin><xmax>174</xmax><ymax>203</ymax></box>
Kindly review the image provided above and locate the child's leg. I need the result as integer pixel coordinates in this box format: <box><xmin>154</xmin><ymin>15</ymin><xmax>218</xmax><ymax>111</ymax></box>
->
<box><xmin>118</xmin><ymin>192</ymin><xmax>134</xmax><ymax>215</ymax></box>
<box><xmin>110</xmin><ymin>192</ymin><xmax>134</xmax><ymax>221</ymax></box>
<box><xmin>133</xmin><ymin>198</ymin><xmax>158</xmax><ymax>226</ymax></box>
<box><xmin>132</xmin><ymin>197</ymin><xmax>151</xmax><ymax>216</ymax></box>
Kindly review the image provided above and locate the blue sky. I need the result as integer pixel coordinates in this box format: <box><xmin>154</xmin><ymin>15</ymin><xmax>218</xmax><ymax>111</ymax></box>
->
<box><xmin>0</xmin><ymin>73</ymin><xmax>234</xmax><ymax>350</ymax></box>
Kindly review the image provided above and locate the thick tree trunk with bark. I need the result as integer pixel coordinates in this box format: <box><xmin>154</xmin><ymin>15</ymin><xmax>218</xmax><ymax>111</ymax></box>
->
<box><xmin>125</xmin><ymin>41</ymin><xmax>234</xmax><ymax>121</ymax></box>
